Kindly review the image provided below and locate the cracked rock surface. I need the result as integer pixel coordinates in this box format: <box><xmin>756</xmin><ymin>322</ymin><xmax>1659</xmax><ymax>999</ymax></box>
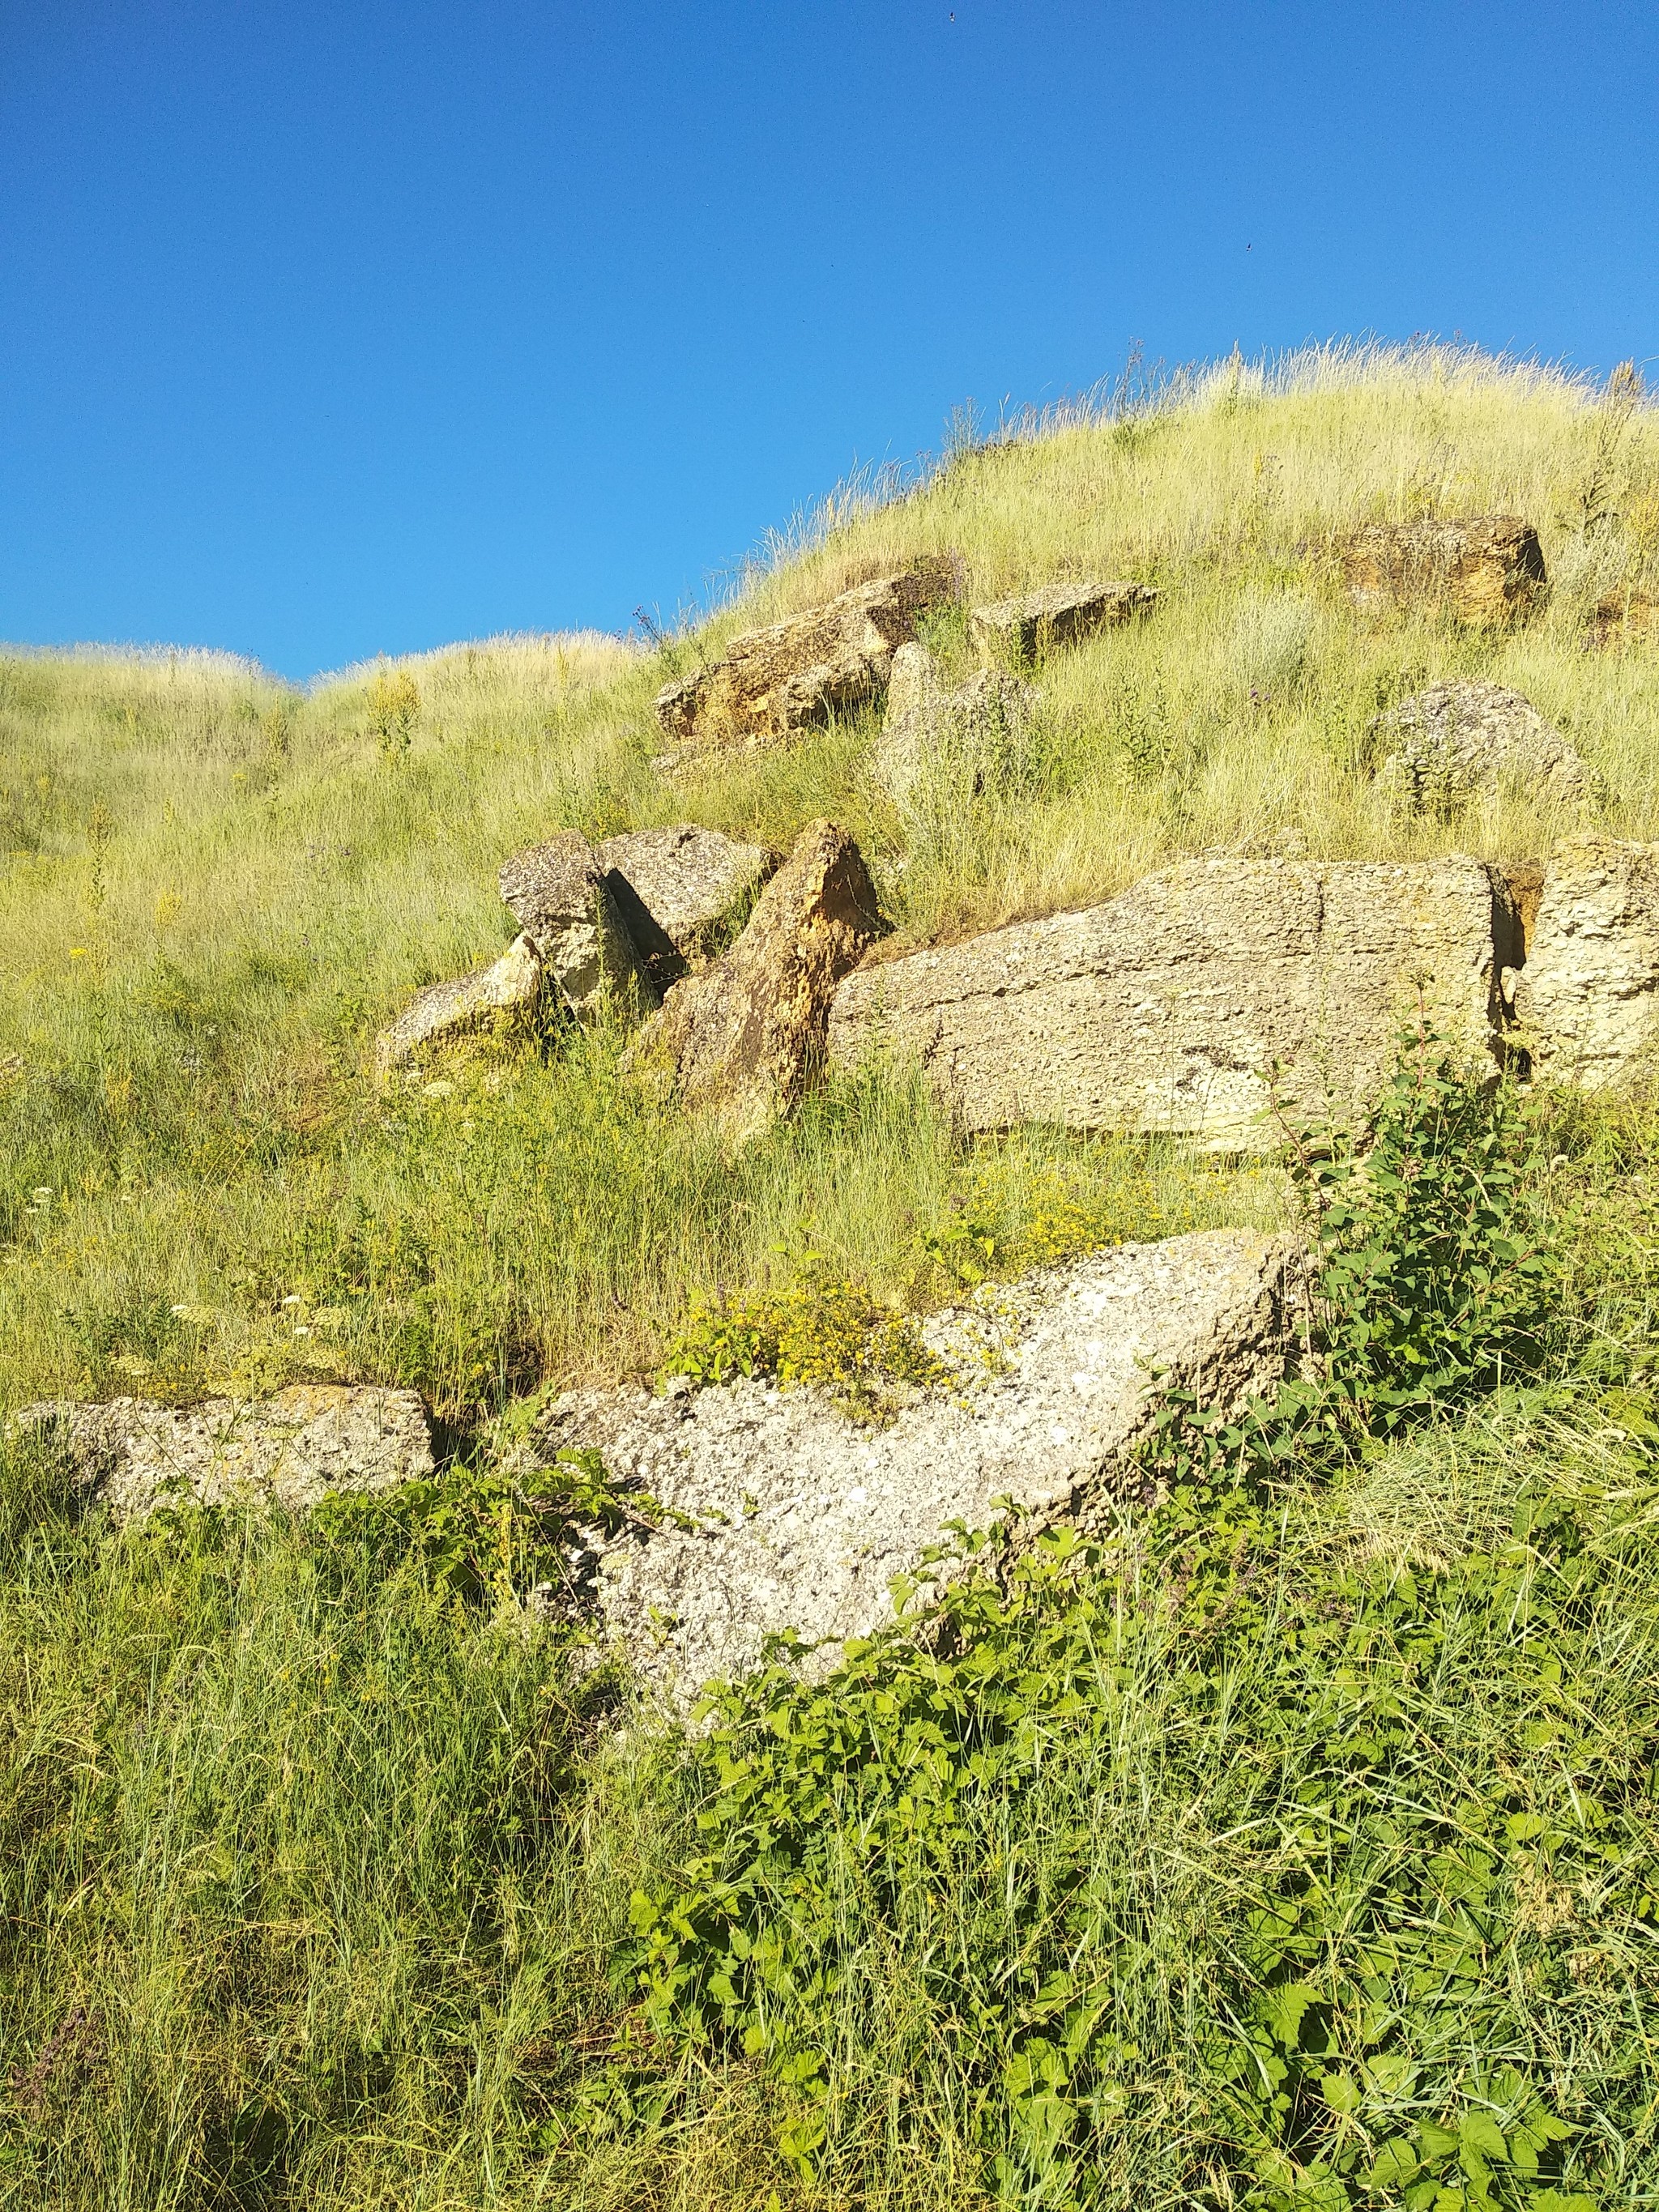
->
<box><xmin>531</xmin><ymin>1227</ymin><xmax>1306</xmax><ymax>1707</ymax></box>
<box><xmin>830</xmin><ymin>853</ymin><xmax>1508</xmax><ymax>1147</ymax></box>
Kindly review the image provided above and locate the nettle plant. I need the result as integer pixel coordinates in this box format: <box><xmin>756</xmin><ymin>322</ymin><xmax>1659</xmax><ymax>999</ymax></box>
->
<box><xmin>604</xmin><ymin>1031</ymin><xmax>1618</xmax><ymax>2211</ymax></box>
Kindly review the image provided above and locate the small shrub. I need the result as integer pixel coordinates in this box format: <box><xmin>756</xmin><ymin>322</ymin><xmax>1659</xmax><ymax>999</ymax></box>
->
<box><xmin>663</xmin><ymin>1270</ymin><xmax>945</xmax><ymax>1408</ymax></box>
<box><xmin>367</xmin><ymin>666</ymin><xmax>420</xmax><ymax>758</ymax></box>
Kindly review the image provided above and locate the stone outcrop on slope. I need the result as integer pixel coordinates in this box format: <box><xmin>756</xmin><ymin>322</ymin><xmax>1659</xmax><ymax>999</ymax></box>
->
<box><xmin>1339</xmin><ymin>515</ymin><xmax>1547</xmax><ymax>626</ymax></box>
<box><xmin>373</xmin><ymin>934</ymin><xmax>544</xmax><ymax>1075</ymax></box>
<box><xmin>829</xmin><ymin>855</ymin><xmax>1514</xmax><ymax>1146</ymax></box>
<box><xmin>1515</xmin><ymin>837</ymin><xmax>1659</xmax><ymax>1086</ymax></box>
<box><xmin>498</xmin><ymin>829</ymin><xmax>658</xmax><ymax>1017</ymax></box>
<box><xmin>967</xmin><ymin>578</ymin><xmax>1157</xmax><ymax>662</ymax></box>
<box><xmin>595</xmin><ymin>825</ymin><xmax>779</xmax><ymax>992</ymax></box>
<box><xmin>14</xmin><ymin>1385</ymin><xmax>433</xmax><ymax>1519</ymax></box>
<box><xmin>642</xmin><ymin>819</ymin><xmax>883</xmax><ymax>1136</ymax></box>
<box><xmin>1372</xmin><ymin>680</ymin><xmax>1591</xmax><ymax>815</ymax></box>
<box><xmin>533</xmin><ymin>1228</ymin><xmax>1305</xmax><ymax>1705</ymax></box>
<box><xmin>652</xmin><ymin>557</ymin><xmax>962</xmax><ymax>750</ymax></box>
<box><xmin>872</xmin><ymin>640</ymin><xmax>1038</xmax><ymax>820</ymax></box>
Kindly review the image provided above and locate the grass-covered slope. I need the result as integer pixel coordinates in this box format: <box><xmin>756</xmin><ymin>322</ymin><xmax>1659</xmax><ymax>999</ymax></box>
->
<box><xmin>4</xmin><ymin>344</ymin><xmax>1659</xmax><ymax>2210</ymax></box>
<box><xmin>5</xmin><ymin>344</ymin><xmax>1659</xmax><ymax>1414</ymax></box>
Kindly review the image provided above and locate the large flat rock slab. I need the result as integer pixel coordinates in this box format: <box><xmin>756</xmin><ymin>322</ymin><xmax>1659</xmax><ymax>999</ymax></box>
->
<box><xmin>829</xmin><ymin>855</ymin><xmax>1511</xmax><ymax>1147</ymax></box>
<box><xmin>534</xmin><ymin>1228</ymin><xmax>1304</xmax><ymax>1705</ymax></box>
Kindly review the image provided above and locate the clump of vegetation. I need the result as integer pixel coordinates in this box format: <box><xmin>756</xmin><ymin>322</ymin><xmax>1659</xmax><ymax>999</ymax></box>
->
<box><xmin>612</xmin><ymin>1049</ymin><xmax>1633</xmax><ymax>2212</ymax></box>
<box><xmin>367</xmin><ymin>664</ymin><xmax>420</xmax><ymax>759</ymax></box>
<box><xmin>663</xmin><ymin>1269</ymin><xmax>946</xmax><ymax>1404</ymax></box>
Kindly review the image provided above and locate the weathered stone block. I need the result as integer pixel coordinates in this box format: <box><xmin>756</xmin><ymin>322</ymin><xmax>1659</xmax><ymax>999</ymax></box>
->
<box><xmin>498</xmin><ymin>829</ymin><xmax>657</xmax><ymax>1016</ymax></box>
<box><xmin>872</xmin><ymin>640</ymin><xmax>1038</xmax><ymax>821</ymax></box>
<box><xmin>1372</xmin><ymin>680</ymin><xmax>1590</xmax><ymax>814</ymax></box>
<box><xmin>373</xmin><ymin>933</ymin><xmax>543</xmax><ymax>1076</ymax></box>
<box><xmin>1515</xmin><ymin>837</ymin><xmax>1659</xmax><ymax>1087</ymax></box>
<box><xmin>968</xmin><ymin>578</ymin><xmax>1157</xmax><ymax>662</ymax></box>
<box><xmin>653</xmin><ymin>556</ymin><xmax>962</xmax><ymax>751</ymax></box>
<box><xmin>595</xmin><ymin>824</ymin><xmax>779</xmax><ymax>991</ymax></box>
<box><xmin>1339</xmin><ymin>515</ymin><xmax>1546</xmax><ymax>626</ymax></box>
<box><xmin>643</xmin><ymin>819</ymin><xmax>883</xmax><ymax>1136</ymax></box>
<box><xmin>829</xmin><ymin>855</ymin><xmax>1508</xmax><ymax>1146</ymax></box>
<box><xmin>14</xmin><ymin>1385</ymin><xmax>434</xmax><ymax>1519</ymax></box>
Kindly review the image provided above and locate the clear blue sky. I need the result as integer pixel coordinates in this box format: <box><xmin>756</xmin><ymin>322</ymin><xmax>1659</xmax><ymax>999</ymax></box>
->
<box><xmin>2</xmin><ymin>2</ymin><xmax>1656</xmax><ymax>680</ymax></box>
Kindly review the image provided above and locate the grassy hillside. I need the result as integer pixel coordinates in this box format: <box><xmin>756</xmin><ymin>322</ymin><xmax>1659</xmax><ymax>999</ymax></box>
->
<box><xmin>5</xmin><ymin>343</ymin><xmax>1659</xmax><ymax>1415</ymax></box>
<box><xmin>4</xmin><ymin>343</ymin><xmax>1659</xmax><ymax>2210</ymax></box>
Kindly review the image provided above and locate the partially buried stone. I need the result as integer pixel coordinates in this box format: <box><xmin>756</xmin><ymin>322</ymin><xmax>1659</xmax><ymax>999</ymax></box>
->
<box><xmin>498</xmin><ymin>828</ymin><xmax>658</xmax><ymax>1016</ymax></box>
<box><xmin>1371</xmin><ymin>680</ymin><xmax>1591</xmax><ymax>815</ymax></box>
<box><xmin>373</xmin><ymin>932</ymin><xmax>543</xmax><ymax>1076</ymax></box>
<box><xmin>1338</xmin><ymin>515</ymin><xmax>1546</xmax><ymax>626</ymax></box>
<box><xmin>1513</xmin><ymin>837</ymin><xmax>1659</xmax><ymax>1087</ymax></box>
<box><xmin>11</xmin><ymin>1384</ymin><xmax>434</xmax><ymax>1519</ymax></box>
<box><xmin>641</xmin><ymin>819</ymin><xmax>883</xmax><ymax>1136</ymax></box>
<box><xmin>872</xmin><ymin>640</ymin><xmax>1038</xmax><ymax>820</ymax></box>
<box><xmin>595</xmin><ymin>824</ymin><xmax>780</xmax><ymax>992</ymax></box>
<box><xmin>1589</xmin><ymin>591</ymin><xmax>1659</xmax><ymax>650</ymax></box>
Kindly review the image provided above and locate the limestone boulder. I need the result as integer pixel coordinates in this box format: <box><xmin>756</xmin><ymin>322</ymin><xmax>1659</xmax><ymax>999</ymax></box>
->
<box><xmin>14</xmin><ymin>1384</ymin><xmax>434</xmax><ymax>1520</ymax></box>
<box><xmin>498</xmin><ymin>829</ymin><xmax>657</xmax><ymax>1017</ymax></box>
<box><xmin>873</xmin><ymin>640</ymin><xmax>1038</xmax><ymax>823</ymax></box>
<box><xmin>653</xmin><ymin>556</ymin><xmax>962</xmax><ymax>751</ymax></box>
<box><xmin>829</xmin><ymin>854</ymin><xmax>1511</xmax><ymax>1147</ymax></box>
<box><xmin>1514</xmin><ymin>837</ymin><xmax>1659</xmax><ymax>1086</ymax></box>
<box><xmin>643</xmin><ymin>819</ymin><xmax>883</xmax><ymax>1136</ymax></box>
<box><xmin>1339</xmin><ymin>515</ymin><xmax>1546</xmax><ymax>626</ymax></box>
<box><xmin>373</xmin><ymin>934</ymin><xmax>543</xmax><ymax>1076</ymax></box>
<box><xmin>1372</xmin><ymin>680</ymin><xmax>1591</xmax><ymax>814</ymax></box>
<box><xmin>595</xmin><ymin>824</ymin><xmax>779</xmax><ymax>991</ymax></box>
<box><xmin>531</xmin><ymin>1228</ymin><xmax>1305</xmax><ymax>1706</ymax></box>
<box><xmin>969</xmin><ymin>578</ymin><xmax>1157</xmax><ymax>663</ymax></box>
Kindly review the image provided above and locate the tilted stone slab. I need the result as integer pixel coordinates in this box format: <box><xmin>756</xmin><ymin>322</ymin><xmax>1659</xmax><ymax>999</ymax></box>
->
<box><xmin>498</xmin><ymin>828</ymin><xmax>657</xmax><ymax>1016</ymax></box>
<box><xmin>595</xmin><ymin>824</ymin><xmax>779</xmax><ymax>991</ymax></box>
<box><xmin>968</xmin><ymin>578</ymin><xmax>1157</xmax><ymax>662</ymax></box>
<box><xmin>13</xmin><ymin>1385</ymin><xmax>434</xmax><ymax>1519</ymax></box>
<box><xmin>1339</xmin><ymin>514</ymin><xmax>1546</xmax><ymax>626</ymax></box>
<box><xmin>642</xmin><ymin>818</ymin><xmax>883</xmax><ymax>1136</ymax></box>
<box><xmin>653</xmin><ymin>556</ymin><xmax>961</xmax><ymax>751</ymax></box>
<box><xmin>373</xmin><ymin>933</ymin><xmax>543</xmax><ymax>1076</ymax></box>
<box><xmin>828</xmin><ymin>855</ymin><xmax>1511</xmax><ymax>1146</ymax></box>
<box><xmin>1516</xmin><ymin>837</ymin><xmax>1659</xmax><ymax>1087</ymax></box>
<box><xmin>532</xmin><ymin>1228</ymin><xmax>1304</xmax><ymax>1707</ymax></box>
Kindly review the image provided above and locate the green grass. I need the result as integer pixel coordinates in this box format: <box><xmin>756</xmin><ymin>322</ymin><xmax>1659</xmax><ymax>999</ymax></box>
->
<box><xmin>5</xmin><ymin>343</ymin><xmax>1659</xmax><ymax>2206</ymax></box>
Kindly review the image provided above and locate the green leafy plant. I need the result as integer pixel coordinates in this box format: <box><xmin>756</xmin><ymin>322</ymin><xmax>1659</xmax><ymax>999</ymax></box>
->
<box><xmin>603</xmin><ymin>1029</ymin><xmax>1620</xmax><ymax>2208</ymax></box>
